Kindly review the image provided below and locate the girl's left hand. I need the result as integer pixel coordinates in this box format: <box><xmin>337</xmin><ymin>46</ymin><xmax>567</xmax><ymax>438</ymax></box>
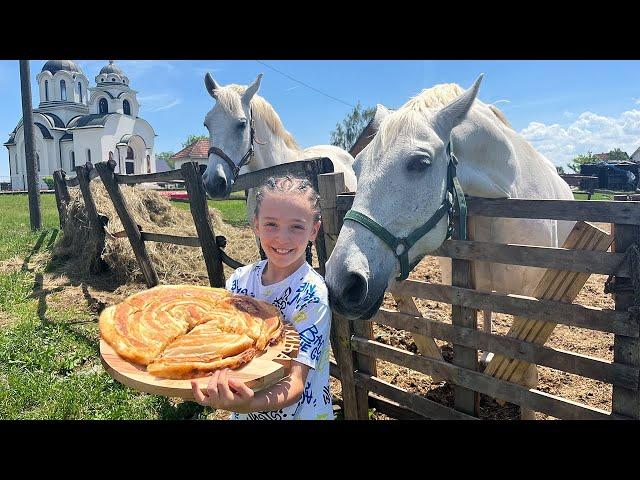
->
<box><xmin>190</xmin><ymin>368</ymin><xmax>255</xmax><ymax>412</ymax></box>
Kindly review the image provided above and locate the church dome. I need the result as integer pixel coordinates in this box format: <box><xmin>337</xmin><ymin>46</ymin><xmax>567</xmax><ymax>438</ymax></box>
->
<box><xmin>99</xmin><ymin>60</ymin><xmax>124</xmax><ymax>76</ymax></box>
<box><xmin>41</xmin><ymin>60</ymin><xmax>83</xmax><ymax>75</ymax></box>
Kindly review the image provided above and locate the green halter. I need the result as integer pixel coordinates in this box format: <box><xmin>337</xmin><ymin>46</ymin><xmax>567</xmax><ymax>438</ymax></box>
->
<box><xmin>343</xmin><ymin>140</ymin><xmax>467</xmax><ymax>281</ymax></box>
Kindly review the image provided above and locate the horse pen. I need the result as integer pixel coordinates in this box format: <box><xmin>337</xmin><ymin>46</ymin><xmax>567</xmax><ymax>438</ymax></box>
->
<box><xmin>41</xmin><ymin>159</ymin><xmax>640</xmax><ymax>420</ymax></box>
<box><xmin>319</xmin><ymin>171</ymin><xmax>640</xmax><ymax>421</ymax></box>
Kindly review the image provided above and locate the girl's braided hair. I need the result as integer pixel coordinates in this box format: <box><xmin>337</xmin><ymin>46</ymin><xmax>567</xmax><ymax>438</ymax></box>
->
<box><xmin>254</xmin><ymin>175</ymin><xmax>321</xmax><ymax>222</ymax></box>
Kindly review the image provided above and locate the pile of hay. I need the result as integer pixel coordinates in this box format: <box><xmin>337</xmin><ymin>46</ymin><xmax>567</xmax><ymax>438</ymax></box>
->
<box><xmin>53</xmin><ymin>180</ymin><xmax>259</xmax><ymax>285</ymax></box>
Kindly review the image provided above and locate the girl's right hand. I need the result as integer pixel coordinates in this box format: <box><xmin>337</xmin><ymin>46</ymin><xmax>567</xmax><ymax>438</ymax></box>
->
<box><xmin>190</xmin><ymin>368</ymin><xmax>255</xmax><ymax>413</ymax></box>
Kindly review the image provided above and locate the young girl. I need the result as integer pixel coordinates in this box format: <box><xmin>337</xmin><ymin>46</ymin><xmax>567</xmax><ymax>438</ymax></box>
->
<box><xmin>190</xmin><ymin>176</ymin><xmax>334</xmax><ymax>420</ymax></box>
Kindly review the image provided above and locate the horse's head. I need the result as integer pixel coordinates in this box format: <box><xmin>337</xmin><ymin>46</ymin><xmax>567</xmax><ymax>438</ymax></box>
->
<box><xmin>325</xmin><ymin>75</ymin><xmax>483</xmax><ymax>320</ymax></box>
<box><xmin>202</xmin><ymin>73</ymin><xmax>263</xmax><ymax>198</ymax></box>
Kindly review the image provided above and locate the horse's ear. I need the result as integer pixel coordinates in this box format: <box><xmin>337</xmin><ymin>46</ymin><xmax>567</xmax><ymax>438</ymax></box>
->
<box><xmin>205</xmin><ymin>73</ymin><xmax>221</xmax><ymax>99</ymax></box>
<box><xmin>373</xmin><ymin>104</ymin><xmax>392</xmax><ymax>126</ymax></box>
<box><xmin>433</xmin><ymin>74</ymin><xmax>484</xmax><ymax>139</ymax></box>
<box><xmin>242</xmin><ymin>73</ymin><xmax>263</xmax><ymax>105</ymax></box>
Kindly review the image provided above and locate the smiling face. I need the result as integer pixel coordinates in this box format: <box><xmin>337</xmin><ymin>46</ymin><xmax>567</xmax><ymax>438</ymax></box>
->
<box><xmin>253</xmin><ymin>192</ymin><xmax>320</xmax><ymax>277</ymax></box>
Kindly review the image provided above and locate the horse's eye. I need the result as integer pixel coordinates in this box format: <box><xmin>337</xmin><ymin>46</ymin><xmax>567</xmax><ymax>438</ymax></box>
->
<box><xmin>407</xmin><ymin>155</ymin><xmax>431</xmax><ymax>173</ymax></box>
<box><xmin>237</xmin><ymin>119</ymin><xmax>247</xmax><ymax>130</ymax></box>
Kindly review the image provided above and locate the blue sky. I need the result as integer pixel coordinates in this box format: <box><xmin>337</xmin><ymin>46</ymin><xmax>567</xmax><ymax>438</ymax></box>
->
<box><xmin>2</xmin><ymin>59</ymin><xmax>640</xmax><ymax>179</ymax></box>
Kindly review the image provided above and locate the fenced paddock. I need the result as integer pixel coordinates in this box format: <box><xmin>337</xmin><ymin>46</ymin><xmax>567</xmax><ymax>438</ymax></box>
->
<box><xmin>52</xmin><ymin>157</ymin><xmax>335</xmax><ymax>289</ymax></box>
<box><xmin>319</xmin><ymin>172</ymin><xmax>640</xmax><ymax>420</ymax></box>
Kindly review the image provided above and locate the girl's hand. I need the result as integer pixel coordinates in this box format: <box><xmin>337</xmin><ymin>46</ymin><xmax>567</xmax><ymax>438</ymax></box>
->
<box><xmin>190</xmin><ymin>368</ymin><xmax>255</xmax><ymax>413</ymax></box>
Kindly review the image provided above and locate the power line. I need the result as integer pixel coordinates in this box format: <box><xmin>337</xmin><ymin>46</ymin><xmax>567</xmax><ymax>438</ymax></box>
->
<box><xmin>255</xmin><ymin>60</ymin><xmax>355</xmax><ymax>108</ymax></box>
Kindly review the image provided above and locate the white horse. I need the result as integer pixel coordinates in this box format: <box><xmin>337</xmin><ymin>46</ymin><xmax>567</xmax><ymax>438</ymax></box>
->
<box><xmin>325</xmin><ymin>75</ymin><xmax>574</xmax><ymax>371</ymax></box>
<box><xmin>201</xmin><ymin>73</ymin><xmax>357</xmax><ymax>224</ymax></box>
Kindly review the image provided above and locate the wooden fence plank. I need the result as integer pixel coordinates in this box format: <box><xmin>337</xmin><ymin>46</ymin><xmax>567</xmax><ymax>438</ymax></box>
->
<box><xmin>374</xmin><ymin>309</ymin><xmax>639</xmax><ymax>390</ymax></box>
<box><xmin>181</xmin><ymin>162</ymin><xmax>225</xmax><ymax>288</ymax></box>
<box><xmin>115</xmin><ymin>170</ymin><xmax>184</xmax><ymax>184</ymax></box>
<box><xmin>432</xmin><ymin>239</ymin><xmax>628</xmax><ymax>277</ymax></box>
<box><xmin>466</xmin><ymin>197</ymin><xmax>640</xmax><ymax>225</ymax></box>
<box><xmin>351</xmin><ymin>337</ymin><xmax>625</xmax><ymax>420</ymax></box>
<box><xmin>392</xmin><ymin>294</ymin><xmax>444</xmax><ymax>382</ymax></box>
<box><xmin>75</xmin><ymin>163</ymin><xmax>107</xmax><ymax>274</ymax></box>
<box><xmin>354</xmin><ymin>372</ymin><xmax>478</xmax><ymax>420</ymax></box>
<box><xmin>389</xmin><ymin>281</ymin><xmax>636</xmax><ymax>337</ymax></box>
<box><xmin>53</xmin><ymin>170</ymin><xmax>71</xmax><ymax>229</ymax></box>
<box><xmin>484</xmin><ymin>222</ymin><xmax>613</xmax><ymax>386</ymax></box>
<box><xmin>451</xmin><ymin>214</ymin><xmax>479</xmax><ymax>416</ymax></box>
<box><xmin>94</xmin><ymin>161</ymin><xmax>159</xmax><ymax>287</ymax></box>
<box><xmin>335</xmin><ymin>194</ymin><xmax>640</xmax><ymax>225</ymax></box>
<box><xmin>612</xmin><ymin>222</ymin><xmax>640</xmax><ymax>419</ymax></box>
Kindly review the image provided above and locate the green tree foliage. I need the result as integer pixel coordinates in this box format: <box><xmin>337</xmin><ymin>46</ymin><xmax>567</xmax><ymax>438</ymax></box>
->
<box><xmin>156</xmin><ymin>151</ymin><xmax>176</xmax><ymax>170</ymax></box>
<box><xmin>568</xmin><ymin>151</ymin><xmax>599</xmax><ymax>173</ymax></box>
<box><xmin>182</xmin><ymin>134</ymin><xmax>208</xmax><ymax>149</ymax></box>
<box><xmin>330</xmin><ymin>102</ymin><xmax>376</xmax><ymax>151</ymax></box>
<box><xmin>607</xmin><ymin>148</ymin><xmax>629</xmax><ymax>161</ymax></box>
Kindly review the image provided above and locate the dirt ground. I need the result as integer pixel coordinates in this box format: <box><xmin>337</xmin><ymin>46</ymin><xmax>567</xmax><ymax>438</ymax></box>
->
<box><xmin>9</xmin><ymin>220</ymin><xmax>620</xmax><ymax>420</ymax></box>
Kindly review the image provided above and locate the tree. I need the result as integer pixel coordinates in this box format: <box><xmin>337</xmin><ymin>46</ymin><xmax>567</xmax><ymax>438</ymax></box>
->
<box><xmin>608</xmin><ymin>148</ymin><xmax>629</xmax><ymax>161</ymax></box>
<box><xmin>330</xmin><ymin>102</ymin><xmax>376</xmax><ymax>151</ymax></box>
<box><xmin>556</xmin><ymin>166</ymin><xmax>566</xmax><ymax>175</ymax></box>
<box><xmin>568</xmin><ymin>151</ymin><xmax>599</xmax><ymax>173</ymax></box>
<box><xmin>182</xmin><ymin>134</ymin><xmax>207</xmax><ymax>149</ymax></box>
<box><xmin>156</xmin><ymin>151</ymin><xmax>176</xmax><ymax>169</ymax></box>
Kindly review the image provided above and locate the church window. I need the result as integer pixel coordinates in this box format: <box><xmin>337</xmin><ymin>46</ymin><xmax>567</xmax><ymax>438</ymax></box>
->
<box><xmin>99</xmin><ymin>98</ymin><xmax>108</xmax><ymax>114</ymax></box>
<box><xmin>71</xmin><ymin>151</ymin><xmax>75</xmax><ymax>170</ymax></box>
<box><xmin>123</xmin><ymin>100</ymin><xmax>131</xmax><ymax>115</ymax></box>
<box><xmin>60</xmin><ymin>80</ymin><xmax>66</xmax><ymax>101</ymax></box>
<box><xmin>126</xmin><ymin>147</ymin><xmax>134</xmax><ymax>159</ymax></box>
<box><xmin>87</xmin><ymin>149</ymin><xmax>92</xmax><ymax>164</ymax></box>
<box><xmin>78</xmin><ymin>83</ymin><xmax>83</xmax><ymax>103</ymax></box>
<box><xmin>45</xmin><ymin>81</ymin><xmax>49</xmax><ymax>101</ymax></box>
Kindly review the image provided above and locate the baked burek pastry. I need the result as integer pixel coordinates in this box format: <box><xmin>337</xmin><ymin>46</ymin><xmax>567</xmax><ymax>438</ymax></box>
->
<box><xmin>100</xmin><ymin>285</ymin><xmax>283</xmax><ymax>379</ymax></box>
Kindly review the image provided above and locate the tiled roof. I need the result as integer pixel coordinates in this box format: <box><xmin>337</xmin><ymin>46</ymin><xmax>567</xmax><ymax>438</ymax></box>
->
<box><xmin>171</xmin><ymin>139</ymin><xmax>209</xmax><ymax>159</ymax></box>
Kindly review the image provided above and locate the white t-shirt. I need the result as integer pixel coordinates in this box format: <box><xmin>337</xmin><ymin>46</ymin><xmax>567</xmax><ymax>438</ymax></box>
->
<box><xmin>226</xmin><ymin>260</ymin><xmax>334</xmax><ymax>420</ymax></box>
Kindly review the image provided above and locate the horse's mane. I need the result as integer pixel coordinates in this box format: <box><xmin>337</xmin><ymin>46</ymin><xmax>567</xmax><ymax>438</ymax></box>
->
<box><xmin>377</xmin><ymin>83</ymin><xmax>512</xmax><ymax>147</ymax></box>
<box><xmin>215</xmin><ymin>84</ymin><xmax>300</xmax><ymax>150</ymax></box>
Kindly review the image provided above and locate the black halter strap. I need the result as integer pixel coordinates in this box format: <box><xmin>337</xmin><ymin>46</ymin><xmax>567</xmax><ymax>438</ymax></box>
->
<box><xmin>343</xmin><ymin>140</ymin><xmax>467</xmax><ymax>281</ymax></box>
<box><xmin>207</xmin><ymin>108</ymin><xmax>258</xmax><ymax>180</ymax></box>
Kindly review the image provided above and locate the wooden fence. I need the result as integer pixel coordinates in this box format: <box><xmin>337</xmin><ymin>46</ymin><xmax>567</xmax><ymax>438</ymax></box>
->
<box><xmin>319</xmin><ymin>172</ymin><xmax>640</xmax><ymax>420</ymax></box>
<box><xmin>52</xmin><ymin>157</ymin><xmax>335</xmax><ymax>287</ymax></box>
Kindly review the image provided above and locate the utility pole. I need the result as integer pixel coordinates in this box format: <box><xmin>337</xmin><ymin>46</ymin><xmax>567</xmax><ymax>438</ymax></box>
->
<box><xmin>19</xmin><ymin>60</ymin><xmax>41</xmax><ymax>231</ymax></box>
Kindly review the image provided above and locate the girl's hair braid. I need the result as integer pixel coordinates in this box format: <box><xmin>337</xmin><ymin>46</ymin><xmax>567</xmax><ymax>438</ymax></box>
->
<box><xmin>254</xmin><ymin>175</ymin><xmax>321</xmax><ymax>222</ymax></box>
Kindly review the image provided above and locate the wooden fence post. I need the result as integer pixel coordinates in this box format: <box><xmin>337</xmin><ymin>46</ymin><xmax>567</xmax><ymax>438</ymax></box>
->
<box><xmin>451</xmin><ymin>213</ymin><xmax>480</xmax><ymax>416</ymax></box>
<box><xmin>181</xmin><ymin>162</ymin><xmax>225</xmax><ymax>288</ymax></box>
<box><xmin>53</xmin><ymin>170</ymin><xmax>70</xmax><ymax>229</ymax></box>
<box><xmin>94</xmin><ymin>160</ymin><xmax>159</xmax><ymax>287</ymax></box>
<box><xmin>75</xmin><ymin>162</ymin><xmax>107</xmax><ymax>274</ymax></box>
<box><xmin>307</xmin><ymin>158</ymin><xmax>334</xmax><ymax>276</ymax></box>
<box><xmin>611</xmin><ymin>195</ymin><xmax>640</xmax><ymax>419</ymax></box>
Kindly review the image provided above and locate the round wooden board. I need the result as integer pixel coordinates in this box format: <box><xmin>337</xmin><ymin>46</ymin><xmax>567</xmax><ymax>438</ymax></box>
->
<box><xmin>100</xmin><ymin>323</ymin><xmax>300</xmax><ymax>400</ymax></box>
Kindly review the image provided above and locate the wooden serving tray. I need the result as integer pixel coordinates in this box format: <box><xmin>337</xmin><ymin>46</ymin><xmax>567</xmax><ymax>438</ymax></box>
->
<box><xmin>99</xmin><ymin>322</ymin><xmax>300</xmax><ymax>400</ymax></box>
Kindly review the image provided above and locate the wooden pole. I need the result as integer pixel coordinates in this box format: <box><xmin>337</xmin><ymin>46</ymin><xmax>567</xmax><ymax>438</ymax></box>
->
<box><xmin>95</xmin><ymin>159</ymin><xmax>159</xmax><ymax>287</ymax></box>
<box><xmin>76</xmin><ymin>162</ymin><xmax>107</xmax><ymax>274</ymax></box>
<box><xmin>451</xmin><ymin>213</ymin><xmax>479</xmax><ymax>416</ymax></box>
<box><xmin>53</xmin><ymin>170</ymin><xmax>71</xmax><ymax>229</ymax></box>
<box><xmin>181</xmin><ymin>161</ymin><xmax>225</xmax><ymax>288</ymax></box>
<box><xmin>19</xmin><ymin>60</ymin><xmax>41</xmax><ymax>231</ymax></box>
<box><xmin>611</xmin><ymin>197</ymin><xmax>640</xmax><ymax>419</ymax></box>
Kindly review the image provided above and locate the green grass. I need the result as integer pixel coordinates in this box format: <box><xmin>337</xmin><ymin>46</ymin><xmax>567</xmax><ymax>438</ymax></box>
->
<box><xmin>172</xmin><ymin>197</ymin><xmax>249</xmax><ymax>226</ymax></box>
<box><xmin>0</xmin><ymin>194</ymin><xmax>214</xmax><ymax>419</ymax></box>
<box><xmin>572</xmin><ymin>192</ymin><xmax>614</xmax><ymax>200</ymax></box>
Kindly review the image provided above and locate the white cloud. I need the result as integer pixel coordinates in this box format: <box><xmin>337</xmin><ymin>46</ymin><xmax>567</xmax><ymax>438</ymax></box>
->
<box><xmin>520</xmin><ymin>109</ymin><xmax>640</xmax><ymax>166</ymax></box>
<box><xmin>138</xmin><ymin>94</ymin><xmax>181</xmax><ymax>112</ymax></box>
<box><xmin>563</xmin><ymin>111</ymin><xmax>574</xmax><ymax>118</ymax></box>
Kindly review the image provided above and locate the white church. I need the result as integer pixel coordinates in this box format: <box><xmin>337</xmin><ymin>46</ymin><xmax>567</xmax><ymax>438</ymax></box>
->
<box><xmin>4</xmin><ymin>60</ymin><xmax>157</xmax><ymax>190</ymax></box>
